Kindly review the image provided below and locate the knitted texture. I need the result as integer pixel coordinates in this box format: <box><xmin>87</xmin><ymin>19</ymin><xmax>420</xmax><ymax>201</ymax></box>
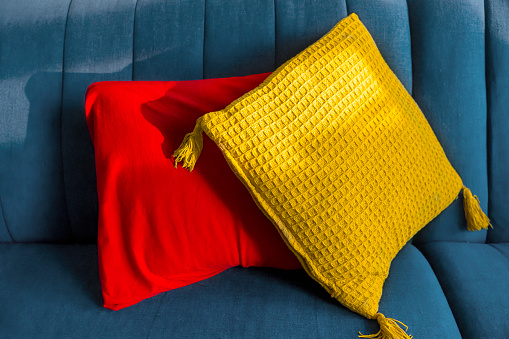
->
<box><xmin>175</xmin><ymin>13</ymin><xmax>489</xmax><ymax>336</ymax></box>
<box><xmin>201</xmin><ymin>12</ymin><xmax>463</xmax><ymax>317</ymax></box>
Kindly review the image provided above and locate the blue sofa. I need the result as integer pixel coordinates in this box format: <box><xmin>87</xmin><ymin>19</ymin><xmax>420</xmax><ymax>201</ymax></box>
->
<box><xmin>1</xmin><ymin>0</ymin><xmax>508</xmax><ymax>338</ymax></box>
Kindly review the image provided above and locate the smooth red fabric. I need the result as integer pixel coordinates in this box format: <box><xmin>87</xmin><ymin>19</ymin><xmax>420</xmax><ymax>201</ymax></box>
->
<box><xmin>86</xmin><ymin>73</ymin><xmax>301</xmax><ymax>310</ymax></box>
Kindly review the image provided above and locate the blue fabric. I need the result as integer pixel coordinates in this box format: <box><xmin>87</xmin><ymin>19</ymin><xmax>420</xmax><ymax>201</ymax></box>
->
<box><xmin>0</xmin><ymin>0</ymin><xmax>72</xmax><ymax>242</ymax></box>
<box><xmin>0</xmin><ymin>205</ymin><xmax>7</xmax><ymax>242</ymax></box>
<box><xmin>133</xmin><ymin>0</ymin><xmax>205</xmax><ymax>80</ymax></box>
<box><xmin>0</xmin><ymin>243</ymin><xmax>460</xmax><ymax>338</ymax></box>
<box><xmin>486</xmin><ymin>0</ymin><xmax>509</xmax><ymax>243</ymax></box>
<box><xmin>408</xmin><ymin>0</ymin><xmax>488</xmax><ymax>244</ymax></box>
<box><xmin>275</xmin><ymin>0</ymin><xmax>347</xmax><ymax>68</ymax></box>
<box><xmin>419</xmin><ymin>242</ymin><xmax>509</xmax><ymax>338</ymax></box>
<box><xmin>61</xmin><ymin>0</ymin><xmax>137</xmax><ymax>243</ymax></box>
<box><xmin>346</xmin><ymin>0</ymin><xmax>412</xmax><ymax>93</ymax></box>
<box><xmin>203</xmin><ymin>0</ymin><xmax>276</xmax><ymax>79</ymax></box>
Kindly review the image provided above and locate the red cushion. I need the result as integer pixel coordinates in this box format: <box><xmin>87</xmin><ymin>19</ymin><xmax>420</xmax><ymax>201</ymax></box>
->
<box><xmin>85</xmin><ymin>73</ymin><xmax>301</xmax><ymax>311</ymax></box>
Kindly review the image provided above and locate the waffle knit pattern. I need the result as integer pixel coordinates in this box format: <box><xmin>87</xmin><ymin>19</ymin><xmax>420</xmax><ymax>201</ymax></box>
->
<box><xmin>175</xmin><ymin>13</ymin><xmax>489</xmax><ymax>336</ymax></box>
<box><xmin>201</xmin><ymin>13</ymin><xmax>463</xmax><ymax>317</ymax></box>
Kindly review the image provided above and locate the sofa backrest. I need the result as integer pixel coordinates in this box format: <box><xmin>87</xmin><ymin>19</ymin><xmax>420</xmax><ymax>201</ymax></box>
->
<box><xmin>0</xmin><ymin>0</ymin><xmax>504</xmax><ymax>244</ymax></box>
<box><xmin>486</xmin><ymin>0</ymin><xmax>509</xmax><ymax>243</ymax></box>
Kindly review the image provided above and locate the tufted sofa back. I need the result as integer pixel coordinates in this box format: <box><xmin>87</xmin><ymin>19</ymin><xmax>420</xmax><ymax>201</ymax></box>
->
<box><xmin>0</xmin><ymin>0</ymin><xmax>506</xmax><ymax>244</ymax></box>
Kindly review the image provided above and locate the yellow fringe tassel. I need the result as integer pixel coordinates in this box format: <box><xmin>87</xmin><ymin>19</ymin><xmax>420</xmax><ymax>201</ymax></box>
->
<box><xmin>359</xmin><ymin>313</ymin><xmax>413</xmax><ymax>339</ymax></box>
<box><xmin>173</xmin><ymin>117</ymin><xmax>204</xmax><ymax>172</ymax></box>
<box><xmin>462</xmin><ymin>185</ymin><xmax>492</xmax><ymax>231</ymax></box>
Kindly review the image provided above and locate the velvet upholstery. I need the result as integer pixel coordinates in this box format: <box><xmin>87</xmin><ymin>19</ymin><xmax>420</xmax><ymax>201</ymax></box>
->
<box><xmin>0</xmin><ymin>244</ymin><xmax>460</xmax><ymax>338</ymax></box>
<box><xmin>0</xmin><ymin>0</ymin><xmax>508</xmax><ymax>337</ymax></box>
<box><xmin>409</xmin><ymin>0</ymin><xmax>488</xmax><ymax>244</ymax></box>
<box><xmin>419</xmin><ymin>242</ymin><xmax>509</xmax><ymax>338</ymax></box>
<box><xmin>133</xmin><ymin>0</ymin><xmax>205</xmax><ymax>80</ymax></box>
<box><xmin>274</xmin><ymin>1</ymin><xmax>347</xmax><ymax>68</ymax></box>
<box><xmin>486</xmin><ymin>0</ymin><xmax>509</xmax><ymax>243</ymax></box>
<box><xmin>203</xmin><ymin>0</ymin><xmax>276</xmax><ymax>78</ymax></box>
<box><xmin>345</xmin><ymin>0</ymin><xmax>412</xmax><ymax>92</ymax></box>
<box><xmin>0</xmin><ymin>0</ymin><xmax>72</xmax><ymax>242</ymax></box>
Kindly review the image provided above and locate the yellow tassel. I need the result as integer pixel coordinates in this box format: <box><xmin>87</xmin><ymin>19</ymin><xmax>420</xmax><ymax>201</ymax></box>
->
<box><xmin>462</xmin><ymin>185</ymin><xmax>491</xmax><ymax>231</ymax></box>
<box><xmin>359</xmin><ymin>313</ymin><xmax>413</xmax><ymax>339</ymax></box>
<box><xmin>173</xmin><ymin>117</ymin><xmax>204</xmax><ymax>172</ymax></box>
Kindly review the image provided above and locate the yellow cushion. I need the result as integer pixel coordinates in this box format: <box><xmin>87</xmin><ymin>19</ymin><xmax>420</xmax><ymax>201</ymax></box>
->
<box><xmin>174</xmin><ymin>13</ymin><xmax>490</xmax><ymax>338</ymax></box>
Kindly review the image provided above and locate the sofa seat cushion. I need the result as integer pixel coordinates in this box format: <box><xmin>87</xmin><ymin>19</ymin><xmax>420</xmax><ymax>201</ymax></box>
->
<box><xmin>0</xmin><ymin>243</ymin><xmax>460</xmax><ymax>338</ymax></box>
<box><xmin>419</xmin><ymin>242</ymin><xmax>509</xmax><ymax>338</ymax></box>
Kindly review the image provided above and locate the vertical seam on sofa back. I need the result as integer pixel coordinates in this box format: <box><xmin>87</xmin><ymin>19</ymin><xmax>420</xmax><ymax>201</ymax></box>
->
<box><xmin>482</xmin><ymin>0</ymin><xmax>489</xmax><ymax>244</ymax></box>
<box><xmin>484</xmin><ymin>0</ymin><xmax>491</xmax><ymax>243</ymax></box>
<box><xmin>60</xmin><ymin>0</ymin><xmax>75</xmax><ymax>241</ymax></box>
<box><xmin>0</xmin><ymin>196</ymin><xmax>14</xmax><ymax>242</ymax></box>
<box><xmin>132</xmin><ymin>0</ymin><xmax>140</xmax><ymax>80</ymax></box>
